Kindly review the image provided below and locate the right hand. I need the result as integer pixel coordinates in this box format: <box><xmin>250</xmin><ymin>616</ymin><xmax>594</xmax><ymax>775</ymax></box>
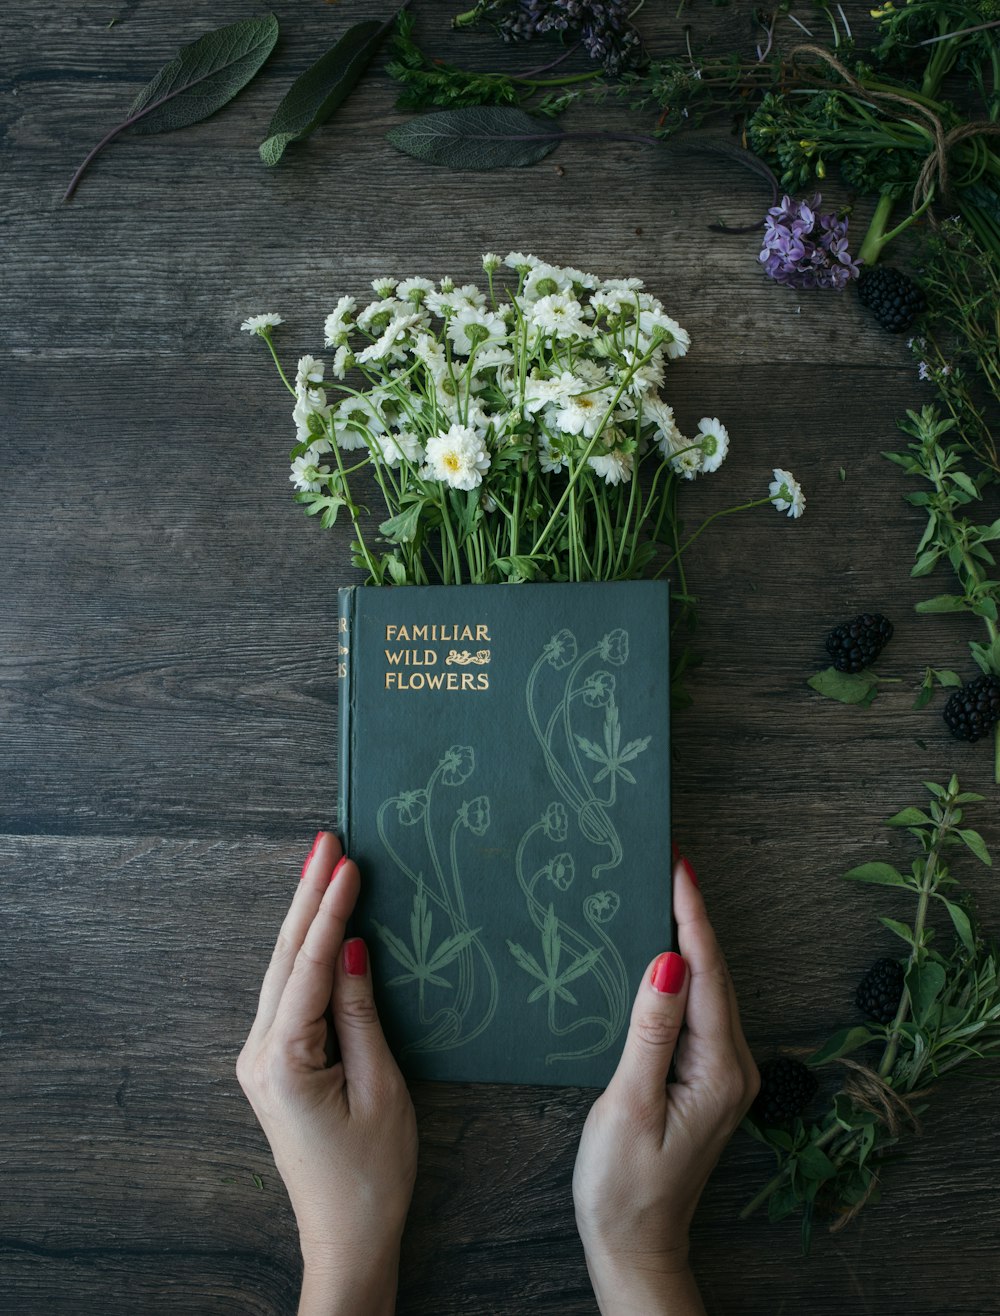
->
<box><xmin>572</xmin><ymin>855</ymin><xmax>759</xmax><ymax>1315</ymax></box>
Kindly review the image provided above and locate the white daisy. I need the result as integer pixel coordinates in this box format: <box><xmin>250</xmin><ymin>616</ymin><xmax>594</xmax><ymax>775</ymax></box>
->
<box><xmin>371</xmin><ymin>276</ymin><xmax>399</xmax><ymax>298</ymax></box>
<box><xmin>503</xmin><ymin>251</ymin><xmax>538</xmax><ymax>272</ymax></box>
<box><xmin>396</xmin><ymin>276</ymin><xmax>435</xmax><ymax>305</ymax></box>
<box><xmin>552</xmin><ymin>387</ymin><xmax>614</xmax><ymax>438</ymax></box>
<box><xmin>481</xmin><ymin>252</ymin><xmax>501</xmax><ymax>273</ymax></box>
<box><xmin>296</xmin><ymin>355</ymin><xmax>324</xmax><ymax>388</ymax></box>
<box><xmin>331</xmin><ymin>345</ymin><xmax>354</xmax><ymax>379</ymax></box>
<box><xmin>289</xmin><ymin>447</ymin><xmax>331</xmax><ymax>492</ymax></box>
<box><xmin>323</xmin><ymin>297</ymin><xmax>356</xmax><ymax>346</ymax></box>
<box><xmin>638</xmin><ymin>309</ymin><xmax>691</xmax><ymax>358</ymax></box>
<box><xmin>644</xmin><ymin>397</ymin><xmax>683</xmax><ymax>457</ymax></box>
<box><xmin>376</xmin><ymin>429</ymin><xmax>424</xmax><ymax>467</ymax></box>
<box><xmin>522</xmin><ymin>262</ymin><xmax>573</xmax><ymax>302</ymax></box>
<box><xmin>356</xmin><ymin>313</ymin><xmax>422</xmax><ymax>364</ymax></box>
<box><xmin>356</xmin><ymin>297</ymin><xmax>405</xmax><ymax>333</ymax></box>
<box><xmin>292</xmin><ymin>390</ymin><xmax>329</xmax><ymax>443</ymax></box>
<box><xmin>530</xmin><ymin>293</ymin><xmax>593</xmax><ymax>340</ymax></box>
<box><xmin>539</xmin><ymin>432</ymin><xmax>570</xmax><ymax>474</ymax></box>
<box><xmin>240</xmin><ymin>312</ymin><xmax>283</xmax><ymax>335</ymax></box>
<box><xmin>412</xmin><ymin>333</ymin><xmax>447</xmax><ymax>377</ymax></box>
<box><xmin>769</xmin><ymin>468</ymin><xmax>806</xmax><ymax>518</ymax></box>
<box><xmin>588</xmin><ymin>448</ymin><xmax>634</xmax><ymax>485</ymax></box>
<box><xmin>695</xmin><ymin>418</ymin><xmax>730</xmax><ymax>474</ymax></box>
<box><xmin>522</xmin><ymin>370</ymin><xmax>579</xmax><ymax>416</ymax></box>
<box><xmin>334</xmin><ymin>398</ymin><xmax>376</xmax><ymax>451</ymax></box>
<box><xmin>425</xmin><ymin>423</ymin><xmax>491</xmax><ymax>491</ymax></box>
<box><xmin>600</xmin><ymin>277</ymin><xmax>645</xmax><ymax>293</ymax></box>
<box><xmin>447</xmin><ymin>306</ymin><xmax>507</xmax><ymax>355</ymax></box>
<box><xmin>671</xmin><ymin>447</ymin><xmax>702</xmax><ymax>481</ymax></box>
<box><xmin>469</xmin><ymin>345</ymin><xmax>515</xmax><ymax>375</ymax></box>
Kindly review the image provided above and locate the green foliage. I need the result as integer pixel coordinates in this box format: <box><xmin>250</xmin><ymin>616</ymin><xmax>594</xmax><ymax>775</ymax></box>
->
<box><xmin>386</xmin><ymin>106</ymin><xmax>562</xmax><ymax>169</ymax></box>
<box><xmin>808</xmin><ymin>667</ymin><xmax>881</xmax><ymax>707</ymax></box>
<box><xmin>260</xmin><ymin>17</ymin><xmax>391</xmax><ymax>165</ymax></box>
<box><xmin>743</xmin><ymin>778</ymin><xmax>1000</xmax><ymax>1248</ymax></box>
<box><xmin>388</xmin><ymin>9</ymin><xmax>521</xmax><ymax>110</ymax></box>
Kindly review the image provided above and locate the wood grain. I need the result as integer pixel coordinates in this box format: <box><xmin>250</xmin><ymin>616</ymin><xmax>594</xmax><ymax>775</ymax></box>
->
<box><xmin>2</xmin><ymin>1</ymin><xmax>999</xmax><ymax>1311</ymax></box>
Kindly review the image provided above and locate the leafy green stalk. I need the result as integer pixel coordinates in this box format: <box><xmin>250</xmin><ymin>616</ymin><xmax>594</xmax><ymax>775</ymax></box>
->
<box><xmin>742</xmin><ymin>777</ymin><xmax>997</xmax><ymax>1248</ymax></box>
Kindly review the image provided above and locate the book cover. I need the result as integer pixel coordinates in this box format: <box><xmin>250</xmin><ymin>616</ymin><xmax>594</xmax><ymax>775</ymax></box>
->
<box><xmin>338</xmin><ymin>581</ymin><xmax>672</xmax><ymax>1087</ymax></box>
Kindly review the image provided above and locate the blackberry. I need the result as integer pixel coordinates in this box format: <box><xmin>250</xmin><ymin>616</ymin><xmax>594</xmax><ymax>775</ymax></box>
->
<box><xmin>824</xmin><ymin>613</ymin><xmax>893</xmax><ymax>673</ymax></box>
<box><xmin>857</xmin><ymin>265</ymin><xmax>926</xmax><ymax>333</ymax></box>
<box><xmin>856</xmin><ymin>957</ymin><xmax>904</xmax><ymax>1025</ymax></box>
<box><xmin>943</xmin><ymin>674</ymin><xmax>1000</xmax><ymax>742</ymax></box>
<box><xmin>752</xmin><ymin>1056</ymin><xmax>818</xmax><ymax>1125</ymax></box>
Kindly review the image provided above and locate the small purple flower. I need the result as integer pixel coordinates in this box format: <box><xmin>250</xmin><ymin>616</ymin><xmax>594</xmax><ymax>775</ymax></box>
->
<box><xmin>759</xmin><ymin>194</ymin><xmax>862</xmax><ymax>291</ymax></box>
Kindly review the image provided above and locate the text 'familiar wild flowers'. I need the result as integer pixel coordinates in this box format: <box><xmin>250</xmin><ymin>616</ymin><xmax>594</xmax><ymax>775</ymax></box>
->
<box><xmin>242</xmin><ymin>253</ymin><xmax>804</xmax><ymax>584</ymax></box>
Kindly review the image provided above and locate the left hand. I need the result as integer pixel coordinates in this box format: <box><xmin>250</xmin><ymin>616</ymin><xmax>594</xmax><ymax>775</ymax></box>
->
<box><xmin>237</xmin><ymin>832</ymin><xmax>418</xmax><ymax>1315</ymax></box>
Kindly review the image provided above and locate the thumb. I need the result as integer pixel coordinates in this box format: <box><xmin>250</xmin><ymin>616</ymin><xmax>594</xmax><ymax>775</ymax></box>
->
<box><xmin>332</xmin><ymin>937</ymin><xmax>401</xmax><ymax>1100</ymax></box>
<box><xmin>606</xmin><ymin>951</ymin><xmax>689</xmax><ymax>1112</ymax></box>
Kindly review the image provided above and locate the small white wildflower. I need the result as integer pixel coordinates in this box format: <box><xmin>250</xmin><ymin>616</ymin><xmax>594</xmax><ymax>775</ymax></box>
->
<box><xmin>447</xmin><ymin>306</ymin><xmax>507</xmax><ymax>355</ymax></box>
<box><xmin>560</xmin><ymin>264</ymin><xmax>599</xmax><ymax>291</ymax></box>
<box><xmin>450</xmin><ymin>283</ymin><xmax>488</xmax><ymax>311</ymax></box>
<box><xmin>503</xmin><ymin>251</ymin><xmax>538</xmax><ymax>272</ymax></box>
<box><xmin>481</xmin><ymin>252</ymin><xmax>501</xmax><ymax>273</ymax></box>
<box><xmin>377</xmin><ymin>429</ymin><xmax>424</xmax><ymax>467</ymax></box>
<box><xmin>331</xmin><ymin>344</ymin><xmax>354</xmax><ymax>379</ymax></box>
<box><xmin>469</xmin><ymin>345</ymin><xmax>515</xmax><ymax>374</ymax></box>
<box><xmin>695</xmin><ymin>417</ymin><xmax>730</xmax><ymax>474</ymax></box>
<box><xmin>439</xmin><ymin>275</ymin><xmax>455</xmax><ymax>293</ymax></box>
<box><xmin>293</xmin><ymin>390</ymin><xmax>329</xmax><ymax>442</ymax></box>
<box><xmin>356</xmin><ymin>297</ymin><xmax>405</xmax><ymax>333</ymax></box>
<box><xmin>552</xmin><ymin>387</ymin><xmax>614</xmax><ymax>438</ymax></box>
<box><xmin>600</xmin><ymin>277</ymin><xmax>644</xmax><ymax>294</ymax></box>
<box><xmin>289</xmin><ymin>445</ymin><xmax>331</xmax><ymax>492</ymax></box>
<box><xmin>412</xmin><ymin>333</ymin><xmax>447</xmax><ymax>377</ymax></box>
<box><xmin>769</xmin><ymin>468</ymin><xmax>806</xmax><ymax>518</ymax></box>
<box><xmin>371</xmin><ymin>276</ymin><xmax>398</xmax><ymax>298</ymax></box>
<box><xmin>522</xmin><ymin>369</ymin><xmax>578</xmax><ymax>417</ymax></box>
<box><xmin>539</xmin><ymin>432</ymin><xmax>570</xmax><ymax>474</ymax></box>
<box><xmin>334</xmin><ymin>399</ymin><xmax>376</xmax><ymax>451</ymax></box>
<box><xmin>531</xmin><ymin>293</ymin><xmax>593</xmax><ymax>340</ymax></box>
<box><xmin>396</xmin><ymin>276</ymin><xmax>435</xmax><ymax>305</ymax></box>
<box><xmin>522</xmin><ymin>262</ymin><xmax>573</xmax><ymax>302</ymax></box>
<box><xmin>296</xmin><ymin>355</ymin><xmax>325</xmax><ymax>388</ymax></box>
<box><xmin>425</xmin><ymin>423</ymin><xmax>491</xmax><ymax>491</ymax></box>
<box><xmin>588</xmin><ymin>448</ymin><xmax>634</xmax><ymax>486</ymax></box>
<box><xmin>240</xmin><ymin>312</ymin><xmax>283</xmax><ymax>335</ymax></box>
<box><xmin>323</xmin><ymin>297</ymin><xmax>356</xmax><ymax>347</ymax></box>
<box><xmin>638</xmin><ymin>309</ymin><xmax>691</xmax><ymax>359</ymax></box>
<box><xmin>356</xmin><ymin>313</ymin><xmax>422</xmax><ymax>365</ymax></box>
<box><xmin>671</xmin><ymin>446</ymin><xmax>702</xmax><ymax>481</ymax></box>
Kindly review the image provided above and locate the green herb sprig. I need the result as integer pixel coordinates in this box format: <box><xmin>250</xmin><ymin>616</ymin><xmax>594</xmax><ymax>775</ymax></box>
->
<box><xmin>884</xmin><ymin>404</ymin><xmax>1000</xmax><ymax>777</ymax></box>
<box><xmin>743</xmin><ymin>776</ymin><xmax>999</xmax><ymax>1251</ymax></box>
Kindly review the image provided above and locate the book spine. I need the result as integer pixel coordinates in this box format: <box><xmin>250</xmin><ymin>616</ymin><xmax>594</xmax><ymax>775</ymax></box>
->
<box><xmin>337</xmin><ymin>586</ymin><xmax>355</xmax><ymax>853</ymax></box>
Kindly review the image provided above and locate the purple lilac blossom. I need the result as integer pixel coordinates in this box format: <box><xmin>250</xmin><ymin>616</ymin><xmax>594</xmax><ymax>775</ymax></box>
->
<box><xmin>759</xmin><ymin>194</ymin><xmax>862</xmax><ymax>291</ymax></box>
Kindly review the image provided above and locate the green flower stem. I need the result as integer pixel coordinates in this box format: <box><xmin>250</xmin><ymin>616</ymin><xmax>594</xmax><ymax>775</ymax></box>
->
<box><xmin>739</xmin><ymin>1119</ymin><xmax>843</xmax><ymax>1220</ymax></box>
<box><xmin>263</xmin><ymin>333</ymin><xmax>295</xmax><ymax>396</ymax></box>
<box><xmin>329</xmin><ymin>438</ymin><xmax>379</xmax><ymax>582</ymax></box>
<box><xmin>857</xmin><ymin>192</ymin><xmax>898</xmax><ymax>269</ymax></box>
<box><xmin>654</xmin><ymin>495</ymin><xmax>778</xmax><ymax>577</ymax></box>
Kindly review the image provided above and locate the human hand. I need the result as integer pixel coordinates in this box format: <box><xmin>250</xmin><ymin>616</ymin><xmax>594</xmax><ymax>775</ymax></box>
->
<box><xmin>572</xmin><ymin>856</ymin><xmax>759</xmax><ymax>1316</ymax></box>
<box><xmin>237</xmin><ymin>833</ymin><xmax>417</xmax><ymax>1316</ymax></box>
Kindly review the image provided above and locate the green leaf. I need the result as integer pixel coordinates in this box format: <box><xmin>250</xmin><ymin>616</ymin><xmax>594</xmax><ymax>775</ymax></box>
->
<box><xmin>939</xmin><ymin>897</ymin><xmax>976</xmax><ymax>955</ymax></box>
<box><xmin>261</xmin><ymin>17</ymin><xmax>390</xmax><ymax>165</ymax></box>
<box><xmin>907</xmin><ymin>960</ymin><xmax>946</xmax><ymax>1025</ymax></box>
<box><xmin>66</xmin><ymin>15</ymin><xmax>279</xmax><ymax>199</ymax></box>
<box><xmin>808</xmin><ymin>667</ymin><xmax>879</xmax><ymax>705</ymax></box>
<box><xmin>879</xmin><ymin>915</ymin><xmax>915</xmax><ymax>945</ymax></box>
<box><xmin>911</xmin><ymin>549</ymin><xmax>941</xmax><ymax>577</ymax></box>
<box><xmin>885</xmin><ymin>807</ymin><xmax>932</xmax><ymax>827</ymax></box>
<box><xmin>958</xmin><ymin>828</ymin><xmax>992</xmax><ymax>866</ymax></box>
<box><xmin>372</xmin><ymin>918</ymin><xmax>419</xmax><ymax>976</ymax></box>
<box><xmin>386</xmin><ymin>107</ymin><xmax>562</xmax><ymax>169</ymax></box>
<box><xmin>129</xmin><ymin>16</ymin><xmax>279</xmax><ymax>132</ymax></box>
<box><xmin>914</xmin><ymin>594</ymin><xmax>969</xmax><ymax>614</ymax></box>
<box><xmin>808</xmin><ymin>1025</ymin><xmax>878</xmax><ymax>1067</ymax></box>
<box><xmin>950</xmin><ymin>470</ymin><xmax>980</xmax><ymax>500</ymax></box>
<box><xmin>798</xmin><ymin>1143</ymin><xmax>837</xmax><ymax>1182</ymax></box>
<box><xmin>843</xmin><ymin>862</ymin><xmax>907</xmax><ymax>887</ymax></box>
<box><xmin>379</xmin><ymin>502</ymin><xmax>423</xmax><ymax>544</ymax></box>
<box><xmin>426</xmin><ymin>926</ymin><xmax>481</xmax><ymax>973</ymax></box>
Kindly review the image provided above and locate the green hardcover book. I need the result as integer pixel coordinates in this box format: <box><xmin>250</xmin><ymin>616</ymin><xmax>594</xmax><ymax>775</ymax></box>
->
<box><xmin>338</xmin><ymin>580</ymin><xmax>672</xmax><ymax>1086</ymax></box>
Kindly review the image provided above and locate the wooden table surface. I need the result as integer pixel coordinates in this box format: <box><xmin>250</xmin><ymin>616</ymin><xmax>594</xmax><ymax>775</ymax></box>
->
<box><xmin>4</xmin><ymin>2</ymin><xmax>999</xmax><ymax>1312</ymax></box>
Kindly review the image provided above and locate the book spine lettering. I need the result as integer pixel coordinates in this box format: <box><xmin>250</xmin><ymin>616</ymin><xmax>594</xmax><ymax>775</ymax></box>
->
<box><xmin>337</xmin><ymin>586</ymin><xmax>355</xmax><ymax>853</ymax></box>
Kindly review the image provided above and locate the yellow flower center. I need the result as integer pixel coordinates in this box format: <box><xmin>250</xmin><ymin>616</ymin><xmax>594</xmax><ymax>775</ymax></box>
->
<box><xmin>443</xmin><ymin>452</ymin><xmax>462</xmax><ymax>473</ymax></box>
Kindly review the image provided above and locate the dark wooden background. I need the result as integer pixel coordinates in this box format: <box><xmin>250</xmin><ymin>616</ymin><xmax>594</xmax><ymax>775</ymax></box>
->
<box><xmin>3</xmin><ymin>1</ymin><xmax>999</xmax><ymax>1312</ymax></box>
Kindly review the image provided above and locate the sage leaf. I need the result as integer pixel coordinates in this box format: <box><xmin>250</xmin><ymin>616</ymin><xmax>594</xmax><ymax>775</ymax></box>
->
<box><xmin>958</xmin><ymin>827</ymin><xmax>992</xmax><ymax>866</ymax></box>
<box><xmin>260</xmin><ymin>14</ymin><xmax>390</xmax><ymax>166</ymax></box>
<box><xmin>807</xmin><ymin>666</ymin><xmax>879</xmax><ymax>705</ymax></box>
<box><xmin>885</xmin><ymin>807</ymin><xmax>932</xmax><ymax>827</ymax></box>
<box><xmin>906</xmin><ymin>960</ymin><xmax>946</xmax><ymax>1025</ymax></box>
<box><xmin>808</xmin><ymin>1025</ymin><xmax>878</xmax><ymax>1067</ymax></box>
<box><xmin>843</xmin><ymin>862</ymin><xmax>907</xmax><ymax>887</ymax></box>
<box><xmin>798</xmin><ymin>1143</ymin><xmax>837</xmax><ymax>1182</ymax></box>
<box><xmin>914</xmin><ymin>593</ymin><xmax>969</xmax><ymax>613</ymax></box>
<box><xmin>939</xmin><ymin>896</ymin><xmax>976</xmax><ymax>955</ymax></box>
<box><xmin>64</xmin><ymin>15</ymin><xmax>279</xmax><ymax>200</ymax></box>
<box><xmin>878</xmin><ymin>915</ymin><xmax>915</xmax><ymax>945</ymax></box>
<box><xmin>386</xmin><ymin>107</ymin><xmax>562</xmax><ymax>169</ymax></box>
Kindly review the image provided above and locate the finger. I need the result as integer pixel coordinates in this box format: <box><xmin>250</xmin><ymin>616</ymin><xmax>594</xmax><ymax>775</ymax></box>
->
<box><xmin>673</xmin><ymin>857</ymin><xmax>757</xmax><ymax>1085</ymax></box>
<box><xmin>272</xmin><ymin>856</ymin><xmax>361</xmax><ymax>1042</ymax></box>
<box><xmin>605</xmin><ymin>949</ymin><xmax>689</xmax><ymax>1114</ymax></box>
<box><xmin>250</xmin><ymin>832</ymin><xmax>343</xmax><ymax>1037</ymax></box>
<box><xmin>331</xmin><ymin>937</ymin><xmax>403</xmax><ymax>1104</ymax></box>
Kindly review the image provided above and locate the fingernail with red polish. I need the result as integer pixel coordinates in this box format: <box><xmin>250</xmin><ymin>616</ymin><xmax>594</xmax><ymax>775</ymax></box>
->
<box><xmin>650</xmin><ymin>951</ymin><xmax>686</xmax><ymax>995</ymax></box>
<box><xmin>300</xmin><ymin>831</ymin><xmax>325</xmax><ymax>880</ymax></box>
<box><xmin>680</xmin><ymin>857</ymin><xmax>698</xmax><ymax>889</ymax></box>
<box><xmin>344</xmin><ymin>938</ymin><xmax>367</xmax><ymax>977</ymax></box>
<box><xmin>330</xmin><ymin>855</ymin><xmax>350</xmax><ymax>883</ymax></box>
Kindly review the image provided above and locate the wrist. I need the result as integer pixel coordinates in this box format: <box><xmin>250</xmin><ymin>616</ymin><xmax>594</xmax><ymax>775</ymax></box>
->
<box><xmin>584</xmin><ymin>1245</ymin><xmax>704</xmax><ymax>1316</ymax></box>
<box><xmin>299</xmin><ymin>1245</ymin><xmax>400</xmax><ymax>1316</ymax></box>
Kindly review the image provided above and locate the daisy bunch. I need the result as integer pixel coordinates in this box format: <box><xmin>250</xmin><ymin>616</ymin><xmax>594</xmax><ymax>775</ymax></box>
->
<box><xmin>242</xmin><ymin>254</ymin><xmax>803</xmax><ymax>585</ymax></box>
